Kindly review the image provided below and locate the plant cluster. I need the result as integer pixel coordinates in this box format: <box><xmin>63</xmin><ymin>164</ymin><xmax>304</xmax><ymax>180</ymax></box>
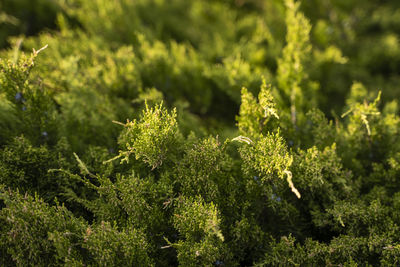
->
<box><xmin>1</xmin><ymin>0</ymin><xmax>400</xmax><ymax>266</ymax></box>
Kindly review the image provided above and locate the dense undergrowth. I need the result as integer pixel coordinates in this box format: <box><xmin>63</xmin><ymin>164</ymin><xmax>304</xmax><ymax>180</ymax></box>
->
<box><xmin>1</xmin><ymin>0</ymin><xmax>400</xmax><ymax>266</ymax></box>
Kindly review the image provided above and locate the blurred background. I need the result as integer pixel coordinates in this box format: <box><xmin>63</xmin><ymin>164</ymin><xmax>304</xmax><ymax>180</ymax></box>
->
<box><xmin>1</xmin><ymin>0</ymin><xmax>400</xmax><ymax>147</ymax></box>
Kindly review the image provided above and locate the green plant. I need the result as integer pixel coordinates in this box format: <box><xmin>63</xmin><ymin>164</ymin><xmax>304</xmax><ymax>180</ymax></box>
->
<box><xmin>2</xmin><ymin>0</ymin><xmax>400</xmax><ymax>266</ymax></box>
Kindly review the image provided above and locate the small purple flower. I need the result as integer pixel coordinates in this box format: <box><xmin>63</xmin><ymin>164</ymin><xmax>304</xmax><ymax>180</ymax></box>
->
<box><xmin>15</xmin><ymin>92</ymin><xmax>26</xmax><ymax>103</ymax></box>
<box><xmin>271</xmin><ymin>194</ymin><xmax>281</xmax><ymax>202</ymax></box>
<box><xmin>21</xmin><ymin>106</ymin><xmax>27</xmax><ymax>111</ymax></box>
<box><xmin>42</xmin><ymin>131</ymin><xmax>48</xmax><ymax>138</ymax></box>
<box><xmin>215</xmin><ymin>260</ymin><xmax>224</xmax><ymax>266</ymax></box>
<box><xmin>15</xmin><ymin>92</ymin><xmax>23</xmax><ymax>101</ymax></box>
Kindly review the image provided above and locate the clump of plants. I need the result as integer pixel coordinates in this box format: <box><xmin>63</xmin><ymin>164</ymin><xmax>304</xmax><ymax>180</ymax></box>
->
<box><xmin>1</xmin><ymin>0</ymin><xmax>400</xmax><ymax>266</ymax></box>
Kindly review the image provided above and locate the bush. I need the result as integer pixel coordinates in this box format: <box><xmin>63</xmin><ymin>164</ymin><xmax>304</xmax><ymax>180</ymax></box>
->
<box><xmin>1</xmin><ymin>0</ymin><xmax>400</xmax><ymax>266</ymax></box>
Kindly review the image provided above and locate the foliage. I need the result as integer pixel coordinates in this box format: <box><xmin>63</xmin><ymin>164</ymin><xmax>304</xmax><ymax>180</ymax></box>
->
<box><xmin>1</xmin><ymin>0</ymin><xmax>400</xmax><ymax>266</ymax></box>
<box><xmin>115</xmin><ymin>102</ymin><xmax>182</xmax><ymax>169</ymax></box>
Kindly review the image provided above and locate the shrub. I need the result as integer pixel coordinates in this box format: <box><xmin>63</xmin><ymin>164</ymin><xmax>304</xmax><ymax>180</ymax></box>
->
<box><xmin>1</xmin><ymin>0</ymin><xmax>400</xmax><ymax>266</ymax></box>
